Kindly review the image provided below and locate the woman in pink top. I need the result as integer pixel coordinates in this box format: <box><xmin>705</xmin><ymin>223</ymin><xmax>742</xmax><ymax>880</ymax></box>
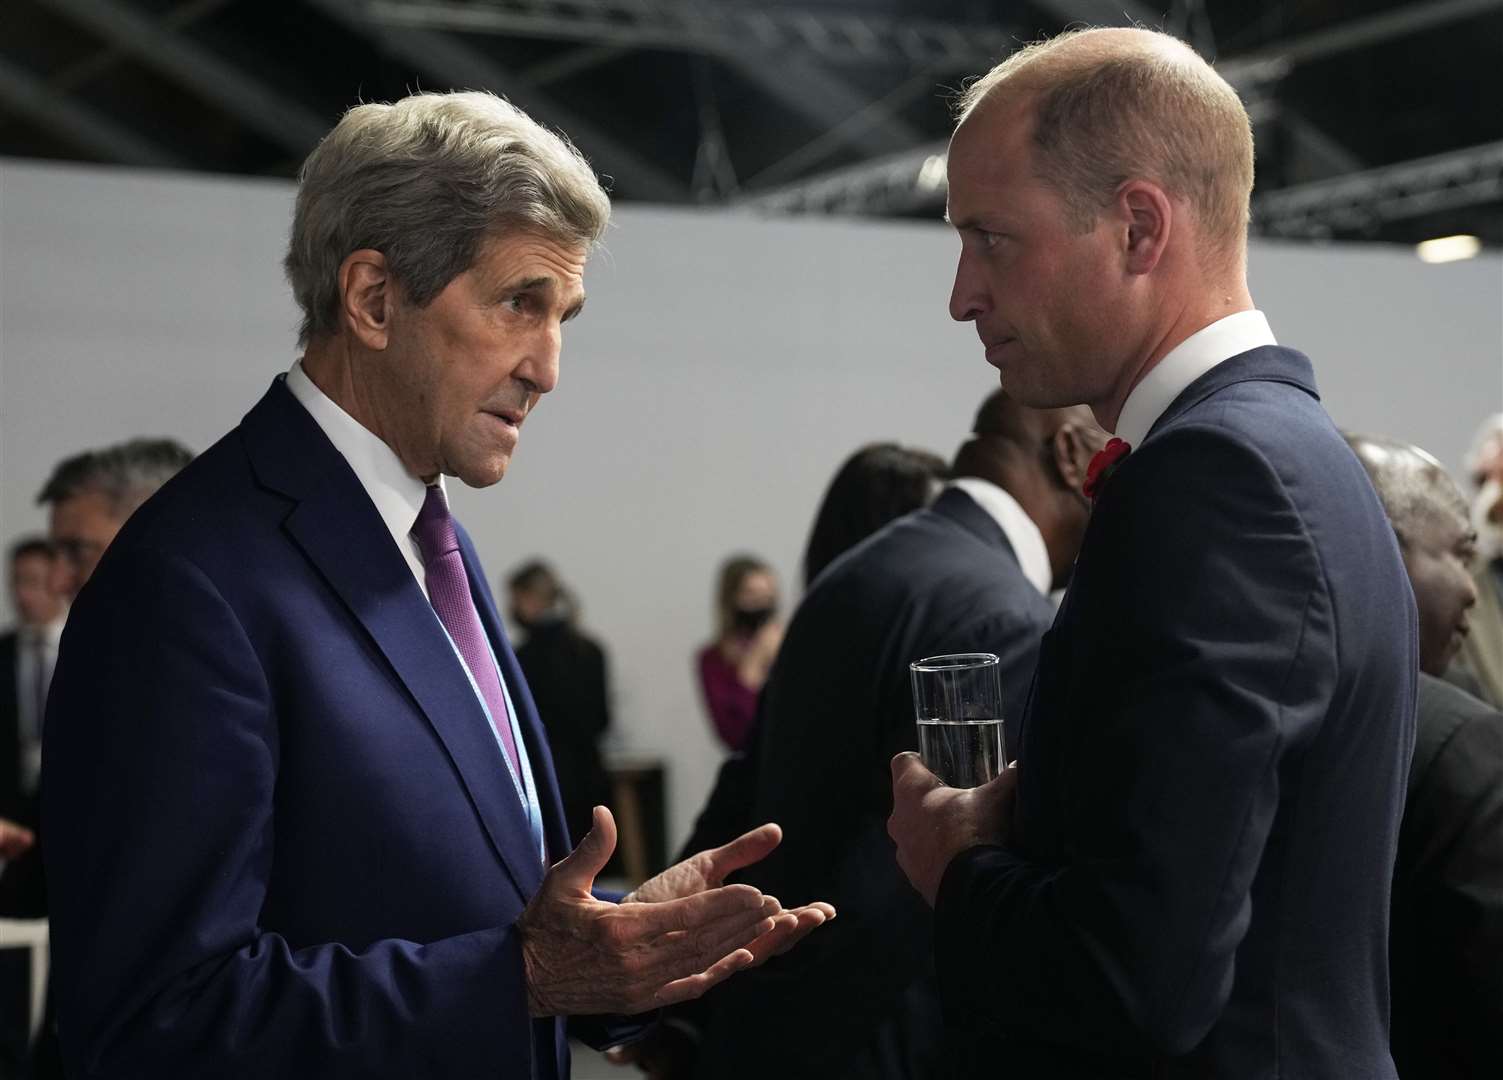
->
<box><xmin>696</xmin><ymin>555</ymin><xmax>783</xmax><ymax>751</ymax></box>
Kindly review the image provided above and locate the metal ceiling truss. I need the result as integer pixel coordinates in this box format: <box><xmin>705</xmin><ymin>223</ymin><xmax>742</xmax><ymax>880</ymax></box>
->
<box><xmin>1216</xmin><ymin>0</ymin><xmax>1501</xmax><ymax>89</ymax></box>
<box><xmin>744</xmin><ymin>137</ymin><xmax>1503</xmax><ymax>238</ymax></box>
<box><xmin>46</xmin><ymin>0</ymin><xmax>329</xmax><ymax>158</ymax></box>
<box><xmin>739</xmin><ymin>140</ymin><xmax>947</xmax><ymax>216</ymax></box>
<box><xmin>1253</xmin><ymin>141</ymin><xmax>1503</xmax><ymax>239</ymax></box>
<box><xmin>309</xmin><ymin>0</ymin><xmax>689</xmax><ymax>201</ymax></box>
<box><xmin>0</xmin><ymin>56</ymin><xmax>185</xmax><ymax>169</ymax></box>
<box><xmin>353</xmin><ymin>0</ymin><xmax>1018</xmax><ymax>69</ymax></box>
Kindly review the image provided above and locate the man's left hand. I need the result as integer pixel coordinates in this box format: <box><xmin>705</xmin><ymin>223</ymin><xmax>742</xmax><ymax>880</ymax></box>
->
<box><xmin>626</xmin><ymin>824</ymin><xmax>836</xmax><ymax>965</ymax></box>
<box><xmin>887</xmin><ymin>753</ymin><xmax>1016</xmax><ymax>907</ymax></box>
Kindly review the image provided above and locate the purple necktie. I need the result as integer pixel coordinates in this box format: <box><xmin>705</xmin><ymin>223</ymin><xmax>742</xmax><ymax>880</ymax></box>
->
<box><xmin>411</xmin><ymin>485</ymin><xmax>521</xmax><ymax>775</ymax></box>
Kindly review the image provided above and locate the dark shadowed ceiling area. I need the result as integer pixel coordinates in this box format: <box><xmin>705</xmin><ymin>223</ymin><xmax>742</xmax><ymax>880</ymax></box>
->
<box><xmin>2</xmin><ymin>0</ymin><xmax>1500</xmax><ymax>246</ymax></box>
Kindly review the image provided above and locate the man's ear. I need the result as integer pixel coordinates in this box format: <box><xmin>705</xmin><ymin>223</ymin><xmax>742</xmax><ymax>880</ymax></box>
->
<box><xmin>337</xmin><ymin>249</ymin><xmax>394</xmax><ymax>350</ymax></box>
<box><xmin>1117</xmin><ymin>180</ymin><xmax>1173</xmax><ymax>276</ymax></box>
<box><xmin>1051</xmin><ymin>423</ymin><xmax>1100</xmax><ymax>495</ymax></box>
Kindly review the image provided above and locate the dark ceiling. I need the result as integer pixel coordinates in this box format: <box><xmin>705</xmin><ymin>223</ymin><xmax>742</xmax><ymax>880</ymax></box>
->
<box><xmin>2</xmin><ymin>0</ymin><xmax>1501</xmax><ymax>246</ymax></box>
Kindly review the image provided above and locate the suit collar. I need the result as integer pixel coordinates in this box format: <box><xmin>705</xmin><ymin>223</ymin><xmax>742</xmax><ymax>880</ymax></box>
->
<box><xmin>1115</xmin><ymin>310</ymin><xmax>1276</xmax><ymax>447</ymax></box>
<box><xmin>929</xmin><ymin>486</ymin><xmax>1018</xmax><ymax>564</ymax></box>
<box><xmin>946</xmin><ymin>479</ymin><xmax>1052</xmax><ymax>597</ymax></box>
<box><xmin>240</xmin><ymin>378</ymin><xmax>551</xmax><ymax>897</ymax></box>
<box><xmin>1148</xmin><ymin>345</ymin><xmax>1320</xmax><ymax>443</ymax></box>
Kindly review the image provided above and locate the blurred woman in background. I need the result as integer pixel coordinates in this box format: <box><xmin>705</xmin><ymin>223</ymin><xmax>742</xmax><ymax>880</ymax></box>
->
<box><xmin>507</xmin><ymin>560</ymin><xmax>612</xmax><ymax>846</ymax></box>
<box><xmin>697</xmin><ymin>556</ymin><xmax>782</xmax><ymax>752</ymax></box>
<box><xmin>802</xmin><ymin>443</ymin><xmax>950</xmax><ymax>588</ymax></box>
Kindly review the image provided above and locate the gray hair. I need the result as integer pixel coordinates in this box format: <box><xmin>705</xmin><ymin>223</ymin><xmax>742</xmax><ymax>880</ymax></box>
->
<box><xmin>1345</xmin><ymin>433</ymin><xmax>1469</xmax><ymax>547</ymax></box>
<box><xmin>37</xmin><ymin>437</ymin><xmax>194</xmax><ymax>519</ymax></box>
<box><xmin>285</xmin><ymin>90</ymin><xmax>612</xmax><ymax>347</ymax></box>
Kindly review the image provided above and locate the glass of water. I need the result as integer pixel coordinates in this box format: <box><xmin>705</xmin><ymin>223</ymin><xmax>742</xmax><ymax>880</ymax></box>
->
<box><xmin>909</xmin><ymin>653</ymin><xmax>1005</xmax><ymax>788</ymax></box>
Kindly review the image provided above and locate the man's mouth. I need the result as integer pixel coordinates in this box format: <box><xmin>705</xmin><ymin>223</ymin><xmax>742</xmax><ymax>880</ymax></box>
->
<box><xmin>983</xmin><ymin>338</ymin><xmax>1015</xmax><ymax>365</ymax></box>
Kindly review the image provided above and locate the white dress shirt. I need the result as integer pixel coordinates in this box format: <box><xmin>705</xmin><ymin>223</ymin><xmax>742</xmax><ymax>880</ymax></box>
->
<box><xmin>1114</xmin><ymin>310</ymin><xmax>1277</xmax><ymax>448</ymax></box>
<box><xmin>949</xmin><ymin>477</ymin><xmax>1053</xmax><ymax>597</ymax></box>
<box><xmin>16</xmin><ymin>616</ymin><xmax>64</xmax><ymax>794</ymax></box>
<box><xmin>285</xmin><ymin>361</ymin><xmax>437</xmax><ymax>599</ymax></box>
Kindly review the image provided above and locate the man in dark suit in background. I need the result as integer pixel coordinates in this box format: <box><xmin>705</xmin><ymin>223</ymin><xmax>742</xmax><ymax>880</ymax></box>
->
<box><xmin>613</xmin><ymin>390</ymin><xmax>1103</xmax><ymax>1080</ymax></box>
<box><xmin>0</xmin><ymin>539</ymin><xmax>64</xmax><ymax>828</ymax></box>
<box><xmin>889</xmin><ymin>28</ymin><xmax>1416</xmax><ymax>1077</ymax></box>
<box><xmin>0</xmin><ymin>538</ymin><xmax>55</xmax><ymax>1076</ymax></box>
<box><xmin>44</xmin><ymin>90</ymin><xmax>826</xmax><ymax>1080</ymax></box>
<box><xmin>1351</xmin><ymin>433</ymin><xmax>1503</xmax><ymax>1079</ymax></box>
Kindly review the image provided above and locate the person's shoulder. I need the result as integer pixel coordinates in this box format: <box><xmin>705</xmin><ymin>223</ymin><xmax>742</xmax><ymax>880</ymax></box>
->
<box><xmin>1413</xmin><ymin>674</ymin><xmax>1503</xmax><ymax>794</ymax></box>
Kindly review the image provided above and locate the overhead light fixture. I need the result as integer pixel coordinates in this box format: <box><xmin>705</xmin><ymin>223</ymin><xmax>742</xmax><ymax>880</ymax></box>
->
<box><xmin>916</xmin><ymin>154</ymin><xmax>948</xmax><ymax>193</ymax></box>
<box><xmin>1415</xmin><ymin>234</ymin><xmax>1481</xmax><ymax>263</ymax></box>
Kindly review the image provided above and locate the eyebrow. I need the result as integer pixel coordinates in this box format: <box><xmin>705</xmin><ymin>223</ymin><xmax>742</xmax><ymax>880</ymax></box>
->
<box><xmin>499</xmin><ymin>274</ymin><xmax>587</xmax><ymax>320</ymax></box>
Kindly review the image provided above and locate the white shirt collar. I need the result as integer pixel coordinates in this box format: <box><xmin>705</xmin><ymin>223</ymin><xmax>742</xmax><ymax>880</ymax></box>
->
<box><xmin>285</xmin><ymin>360</ymin><xmax>441</xmax><ymax>593</ymax></box>
<box><xmin>948</xmin><ymin>477</ymin><xmax>1053</xmax><ymax>597</ymax></box>
<box><xmin>1114</xmin><ymin>310</ymin><xmax>1276</xmax><ymax>448</ymax></box>
<box><xmin>25</xmin><ymin>616</ymin><xmax>65</xmax><ymax>650</ymax></box>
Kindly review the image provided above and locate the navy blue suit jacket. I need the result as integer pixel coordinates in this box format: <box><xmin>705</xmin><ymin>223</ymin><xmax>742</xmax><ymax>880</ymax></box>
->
<box><xmin>43</xmin><ymin>379</ymin><xmax>631</xmax><ymax>1078</ymax></box>
<box><xmin>935</xmin><ymin>347</ymin><xmax>1418</xmax><ymax>1077</ymax></box>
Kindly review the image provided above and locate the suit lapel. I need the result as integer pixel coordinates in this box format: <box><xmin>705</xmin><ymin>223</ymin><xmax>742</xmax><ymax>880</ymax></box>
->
<box><xmin>240</xmin><ymin>380</ymin><xmax>546</xmax><ymax>899</ymax></box>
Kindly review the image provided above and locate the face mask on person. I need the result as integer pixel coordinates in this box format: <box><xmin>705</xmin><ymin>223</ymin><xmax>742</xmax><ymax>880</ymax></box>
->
<box><xmin>732</xmin><ymin>606</ymin><xmax>775</xmax><ymax>635</ymax></box>
<box><xmin>1474</xmin><ymin>476</ymin><xmax>1503</xmax><ymax>563</ymax></box>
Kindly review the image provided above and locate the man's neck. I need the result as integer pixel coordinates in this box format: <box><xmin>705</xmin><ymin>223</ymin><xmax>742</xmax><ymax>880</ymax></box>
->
<box><xmin>300</xmin><ymin>342</ymin><xmax>438</xmax><ymax>485</ymax></box>
<box><xmin>1093</xmin><ymin>285</ymin><xmax>1254</xmax><ymax>435</ymax></box>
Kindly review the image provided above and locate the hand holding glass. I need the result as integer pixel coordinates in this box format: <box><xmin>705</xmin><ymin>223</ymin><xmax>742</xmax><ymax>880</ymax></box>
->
<box><xmin>909</xmin><ymin>653</ymin><xmax>1005</xmax><ymax>788</ymax></box>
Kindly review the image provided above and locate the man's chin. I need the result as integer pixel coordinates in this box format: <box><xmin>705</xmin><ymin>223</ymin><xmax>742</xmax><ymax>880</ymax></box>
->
<box><xmin>452</xmin><ymin>455</ymin><xmax>512</xmax><ymax>489</ymax></box>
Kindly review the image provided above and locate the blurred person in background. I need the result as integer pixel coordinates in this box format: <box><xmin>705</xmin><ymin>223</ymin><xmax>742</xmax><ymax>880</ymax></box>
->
<box><xmin>1</xmin><ymin>437</ymin><xmax>192</xmax><ymax>1080</ymax></box>
<box><xmin>0</xmin><ymin>539</ymin><xmax>64</xmax><ymax>827</ymax></box>
<box><xmin>507</xmin><ymin>559</ymin><xmax>613</xmax><ymax>848</ymax></box>
<box><xmin>1349</xmin><ymin>432</ymin><xmax>1503</xmax><ymax>1080</ymax></box>
<box><xmin>38</xmin><ymin>439</ymin><xmax>195</xmax><ymax>605</ymax></box>
<box><xmin>613</xmin><ymin>390</ymin><xmax>1104</xmax><ymax>1080</ymax></box>
<box><xmin>801</xmin><ymin>443</ymin><xmax>949</xmax><ymax>589</ymax></box>
<box><xmin>696</xmin><ymin>556</ymin><xmax>782</xmax><ymax>752</ymax></box>
<box><xmin>1460</xmin><ymin>412</ymin><xmax>1503</xmax><ymax>708</ymax></box>
<box><xmin>0</xmin><ymin>539</ymin><xmax>54</xmax><ymax>1078</ymax></box>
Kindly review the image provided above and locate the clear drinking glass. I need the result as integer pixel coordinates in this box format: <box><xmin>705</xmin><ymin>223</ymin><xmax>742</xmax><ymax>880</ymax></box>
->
<box><xmin>909</xmin><ymin>652</ymin><xmax>1005</xmax><ymax>788</ymax></box>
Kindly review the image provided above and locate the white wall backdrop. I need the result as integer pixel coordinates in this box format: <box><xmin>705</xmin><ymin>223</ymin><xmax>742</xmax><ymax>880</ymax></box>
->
<box><xmin>3</xmin><ymin>159</ymin><xmax>1501</xmax><ymax>846</ymax></box>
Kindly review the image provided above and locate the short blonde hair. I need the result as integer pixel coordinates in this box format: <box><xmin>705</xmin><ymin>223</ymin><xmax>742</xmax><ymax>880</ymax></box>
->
<box><xmin>957</xmin><ymin>28</ymin><xmax>1254</xmax><ymax>256</ymax></box>
<box><xmin>285</xmin><ymin>91</ymin><xmax>611</xmax><ymax>347</ymax></box>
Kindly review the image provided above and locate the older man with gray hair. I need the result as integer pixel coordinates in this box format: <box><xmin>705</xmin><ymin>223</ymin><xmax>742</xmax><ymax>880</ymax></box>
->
<box><xmin>43</xmin><ymin>91</ymin><xmax>826</xmax><ymax>1080</ymax></box>
<box><xmin>1349</xmin><ymin>432</ymin><xmax>1503</xmax><ymax>1080</ymax></box>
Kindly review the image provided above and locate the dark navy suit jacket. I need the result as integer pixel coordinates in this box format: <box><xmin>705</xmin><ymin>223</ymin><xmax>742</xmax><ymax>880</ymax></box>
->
<box><xmin>935</xmin><ymin>347</ymin><xmax>1418</xmax><ymax>1077</ymax></box>
<box><xmin>692</xmin><ymin>488</ymin><xmax>1056</xmax><ymax>1079</ymax></box>
<box><xmin>43</xmin><ymin>379</ymin><xmax>631</xmax><ymax>1079</ymax></box>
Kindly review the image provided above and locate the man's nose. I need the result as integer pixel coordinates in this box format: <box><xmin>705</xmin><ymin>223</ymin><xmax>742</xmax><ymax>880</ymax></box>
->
<box><xmin>1461</xmin><ymin>572</ymin><xmax>1479</xmax><ymax>611</ymax></box>
<box><xmin>949</xmin><ymin>251</ymin><xmax>987</xmax><ymax>323</ymax></box>
<box><xmin>48</xmin><ymin>558</ymin><xmax>76</xmax><ymax>601</ymax></box>
<box><xmin>521</xmin><ymin>328</ymin><xmax>561</xmax><ymax>396</ymax></box>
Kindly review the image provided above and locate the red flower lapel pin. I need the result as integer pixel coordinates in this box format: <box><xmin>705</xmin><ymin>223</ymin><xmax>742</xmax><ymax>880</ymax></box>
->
<box><xmin>1083</xmin><ymin>437</ymin><xmax>1132</xmax><ymax>501</ymax></box>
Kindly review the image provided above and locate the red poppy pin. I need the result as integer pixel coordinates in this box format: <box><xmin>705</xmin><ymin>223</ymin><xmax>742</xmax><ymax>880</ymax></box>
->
<box><xmin>1083</xmin><ymin>437</ymin><xmax>1132</xmax><ymax>501</ymax></box>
